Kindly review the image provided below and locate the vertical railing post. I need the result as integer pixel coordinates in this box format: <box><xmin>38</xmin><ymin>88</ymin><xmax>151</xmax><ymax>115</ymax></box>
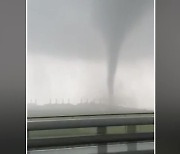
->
<box><xmin>126</xmin><ymin>125</ymin><xmax>137</xmax><ymax>151</ymax></box>
<box><xmin>97</xmin><ymin>127</ymin><xmax>107</xmax><ymax>154</ymax></box>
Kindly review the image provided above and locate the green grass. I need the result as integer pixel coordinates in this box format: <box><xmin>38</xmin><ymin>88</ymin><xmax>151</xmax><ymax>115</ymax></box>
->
<box><xmin>29</xmin><ymin>125</ymin><xmax>154</xmax><ymax>139</ymax></box>
<box><xmin>29</xmin><ymin>127</ymin><xmax>97</xmax><ymax>138</ymax></box>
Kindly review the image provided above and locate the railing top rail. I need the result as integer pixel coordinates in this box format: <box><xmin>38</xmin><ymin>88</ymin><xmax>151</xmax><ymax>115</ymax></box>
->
<box><xmin>27</xmin><ymin>112</ymin><xmax>154</xmax><ymax>120</ymax></box>
<box><xmin>28</xmin><ymin>115</ymin><xmax>154</xmax><ymax>130</ymax></box>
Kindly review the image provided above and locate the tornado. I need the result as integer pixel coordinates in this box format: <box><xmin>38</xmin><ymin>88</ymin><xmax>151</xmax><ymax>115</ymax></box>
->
<box><xmin>94</xmin><ymin>0</ymin><xmax>152</xmax><ymax>104</ymax></box>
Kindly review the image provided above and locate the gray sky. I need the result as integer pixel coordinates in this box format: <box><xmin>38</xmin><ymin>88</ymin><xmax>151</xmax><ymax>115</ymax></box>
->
<box><xmin>27</xmin><ymin>0</ymin><xmax>154</xmax><ymax>110</ymax></box>
<box><xmin>27</xmin><ymin>0</ymin><xmax>154</xmax><ymax>60</ymax></box>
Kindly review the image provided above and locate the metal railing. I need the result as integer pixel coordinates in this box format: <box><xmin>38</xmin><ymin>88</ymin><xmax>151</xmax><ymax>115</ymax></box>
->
<box><xmin>27</xmin><ymin>114</ymin><xmax>154</xmax><ymax>153</ymax></box>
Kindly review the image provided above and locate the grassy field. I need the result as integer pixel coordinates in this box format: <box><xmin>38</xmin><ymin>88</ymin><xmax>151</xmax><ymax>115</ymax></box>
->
<box><xmin>29</xmin><ymin>124</ymin><xmax>154</xmax><ymax>139</ymax></box>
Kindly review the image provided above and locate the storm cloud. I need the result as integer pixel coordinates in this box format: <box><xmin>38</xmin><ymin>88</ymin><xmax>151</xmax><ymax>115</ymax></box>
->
<box><xmin>27</xmin><ymin>0</ymin><xmax>154</xmax><ymax>110</ymax></box>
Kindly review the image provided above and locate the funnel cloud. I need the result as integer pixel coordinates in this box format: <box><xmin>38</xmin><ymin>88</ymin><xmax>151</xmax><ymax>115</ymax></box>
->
<box><xmin>94</xmin><ymin>0</ymin><xmax>153</xmax><ymax>103</ymax></box>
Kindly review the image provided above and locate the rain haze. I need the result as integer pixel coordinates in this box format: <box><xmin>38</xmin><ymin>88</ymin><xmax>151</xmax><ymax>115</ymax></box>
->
<box><xmin>27</xmin><ymin>0</ymin><xmax>154</xmax><ymax>116</ymax></box>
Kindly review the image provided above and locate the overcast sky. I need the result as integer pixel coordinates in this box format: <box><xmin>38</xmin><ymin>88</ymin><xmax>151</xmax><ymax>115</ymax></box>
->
<box><xmin>27</xmin><ymin>0</ymin><xmax>154</xmax><ymax>110</ymax></box>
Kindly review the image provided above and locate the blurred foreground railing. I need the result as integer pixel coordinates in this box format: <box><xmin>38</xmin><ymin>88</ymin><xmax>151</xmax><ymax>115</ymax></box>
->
<box><xmin>27</xmin><ymin>114</ymin><xmax>154</xmax><ymax>154</ymax></box>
